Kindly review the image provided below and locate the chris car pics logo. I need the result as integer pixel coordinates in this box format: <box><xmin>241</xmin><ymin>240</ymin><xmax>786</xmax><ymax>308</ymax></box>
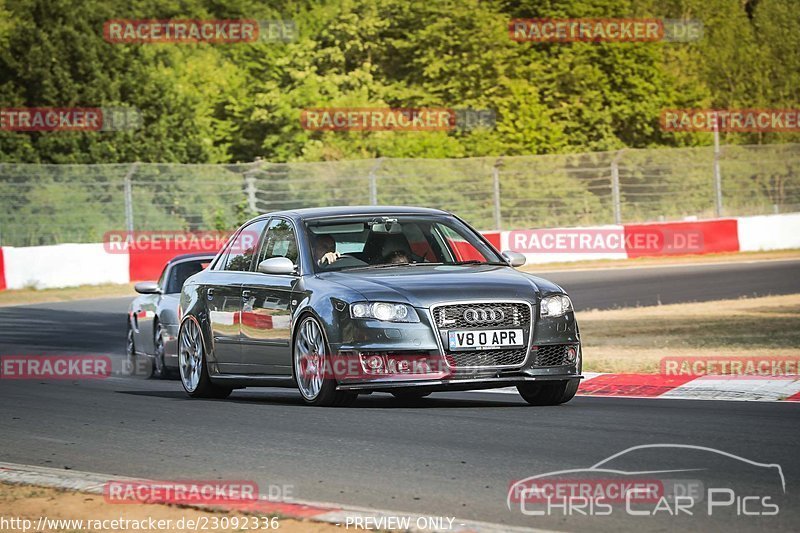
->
<box><xmin>507</xmin><ymin>444</ymin><xmax>785</xmax><ymax>518</ymax></box>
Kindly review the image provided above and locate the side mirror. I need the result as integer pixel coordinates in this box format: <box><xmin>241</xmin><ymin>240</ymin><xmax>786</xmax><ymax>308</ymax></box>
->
<box><xmin>502</xmin><ymin>250</ymin><xmax>526</xmax><ymax>268</ymax></box>
<box><xmin>257</xmin><ymin>257</ymin><xmax>296</xmax><ymax>275</ymax></box>
<box><xmin>134</xmin><ymin>281</ymin><xmax>161</xmax><ymax>294</ymax></box>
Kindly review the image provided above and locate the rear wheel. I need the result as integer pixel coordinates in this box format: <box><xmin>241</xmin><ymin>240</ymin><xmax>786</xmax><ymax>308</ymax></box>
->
<box><xmin>293</xmin><ymin>315</ymin><xmax>356</xmax><ymax>407</ymax></box>
<box><xmin>517</xmin><ymin>380</ymin><xmax>579</xmax><ymax>406</ymax></box>
<box><xmin>152</xmin><ymin>321</ymin><xmax>167</xmax><ymax>379</ymax></box>
<box><xmin>178</xmin><ymin>317</ymin><xmax>231</xmax><ymax>399</ymax></box>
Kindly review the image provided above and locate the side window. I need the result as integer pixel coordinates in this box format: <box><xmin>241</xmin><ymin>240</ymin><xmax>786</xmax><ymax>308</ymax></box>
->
<box><xmin>220</xmin><ymin>219</ymin><xmax>269</xmax><ymax>272</ymax></box>
<box><xmin>437</xmin><ymin>223</ymin><xmax>484</xmax><ymax>262</ymax></box>
<box><xmin>257</xmin><ymin>218</ymin><xmax>299</xmax><ymax>267</ymax></box>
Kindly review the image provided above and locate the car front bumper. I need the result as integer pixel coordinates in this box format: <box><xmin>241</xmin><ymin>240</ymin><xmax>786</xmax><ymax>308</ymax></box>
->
<box><xmin>330</xmin><ymin>309</ymin><xmax>581</xmax><ymax>392</ymax></box>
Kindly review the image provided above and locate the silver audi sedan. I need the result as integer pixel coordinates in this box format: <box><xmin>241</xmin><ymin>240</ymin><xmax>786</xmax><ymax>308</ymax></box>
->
<box><xmin>126</xmin><ymin>253</ymin><xmax>215</xmax><ymax>378</ymax></box>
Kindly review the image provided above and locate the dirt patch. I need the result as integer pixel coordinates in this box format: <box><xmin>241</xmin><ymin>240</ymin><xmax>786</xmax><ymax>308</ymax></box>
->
<box><xmin>0</xmin><ymin>482</ymin><xmax>340</xmax><ymax>532</ymax></box>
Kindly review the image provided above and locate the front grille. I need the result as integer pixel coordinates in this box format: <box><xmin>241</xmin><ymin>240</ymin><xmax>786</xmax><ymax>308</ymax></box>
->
<box><xmin>531</xmin><ymin>344</ymin><xmax>576</xmax><ymax>367</ymax></box>
<box><xmin>432</xmin><ymin>303</ymin><xmax>530</xmax><ymax>329</ymax></box>
<box><xmin>432</xmin><ymin>302</ymin><xmax>531</xmax><ymax>369</ymax></box>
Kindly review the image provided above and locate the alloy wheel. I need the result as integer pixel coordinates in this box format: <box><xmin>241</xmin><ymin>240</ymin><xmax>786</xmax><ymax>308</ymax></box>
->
<box><xmin>153</xmin><ymin>322</ymin><xmax>166</xmax><ymax>377</ymax></box>
<box><xmin>294</xmin><ymin>317</ymin><xmax>326</xmax><ymax>401</ymax></box>
<box><xmin>179</xmin><ymin>318</ymin><xmax>203</xmax><ymax>392</ymax></box>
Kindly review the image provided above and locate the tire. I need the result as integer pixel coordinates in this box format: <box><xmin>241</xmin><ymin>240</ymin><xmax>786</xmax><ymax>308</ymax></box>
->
<box><xmin>126</xmin><ymin>320</ymin><xmax>153</xmax><ymax>378</ymax></box>
<box><xmin>178</xmin><ymin>316</ymin><xmax>232</xmax><ymax>399</ymax></box>
<box><xmin>391</xmin><ymin>391</ymin><xmax>431</xmax><ymax>400</ymax></box>
<box><xmin>293</xmin><ymin>315</ymin><xmax>357</xmax><ymax>407</ymax></box>
<box><xmin>517</xmin><ymin>379</ymin><xmax>578</xmax><ymax>406</ymax></box>
<box><xmin>151</xmin><ymin>321</ymin><xmax>167</xmax><ymax>379</ymax></box>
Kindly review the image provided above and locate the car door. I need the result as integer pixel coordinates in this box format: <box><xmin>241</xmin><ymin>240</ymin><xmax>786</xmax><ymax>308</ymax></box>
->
<box><xmin>131</xmin><ymin>266</ymin><xmax>167</xmax><ymax>355</ymax></box>
<box><xmin>206</xmin><ymin>219</ymin><xmax>269</xmax><ymax>374</ymax></box>
<box><xmin>239</xmin><ymin>217</ymin><xmax>299</xmax><ymax>375</ymax></box>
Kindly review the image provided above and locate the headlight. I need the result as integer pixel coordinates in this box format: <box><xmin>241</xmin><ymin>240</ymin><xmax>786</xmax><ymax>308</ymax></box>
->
<box><xmin>540</xmin><ymin>295</ymin><xmax>573</xmax><ymax>318</ymax></box>
<box><xmin>350</xmin><ymin>302</ymin><xmax>420</xmax><ymax>323</ymax></box>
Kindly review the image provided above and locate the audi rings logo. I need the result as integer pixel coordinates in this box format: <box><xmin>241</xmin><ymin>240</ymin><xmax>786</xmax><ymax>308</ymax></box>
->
<box><xmin>463</xmin><ymin>308</ymin><xmax>505</xmax><ymax>324</ymax></box>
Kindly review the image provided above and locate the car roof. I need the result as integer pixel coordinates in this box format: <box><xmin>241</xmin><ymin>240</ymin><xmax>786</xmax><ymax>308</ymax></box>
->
<box><xmin>167</xmin><ymin>252</ymin><xmax>218</xmax><ymax>264</ymax></box>
<box><xmin>256</xmin><ymin>205</ymin><xmax>450</xmax><ymax>221</ymax></box>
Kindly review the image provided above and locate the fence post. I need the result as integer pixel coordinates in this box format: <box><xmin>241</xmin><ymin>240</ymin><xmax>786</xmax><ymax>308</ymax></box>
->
<box><xmin>245</xmin><ymin>175</ymin><xmax>258</xmax><ymax>214</ymax></box>
<box><xmin>492</xmin><ymin>158</ymin><xmax>503</xmax><ymax>230</ymax></box>
<box><xmin>368</xmin><ymin>158</ymin><xmax>383</xmax><ymax>205</ymax></box>
<box><xmin>713</xmin><ymin>114</ymin><xmax>723</xmax><ymax>217</ymax></box>
<box><xmin>610</xmin><ymin>150</ymin><xmax>624</xmax><ymax>225</ymax></box>
<box><xmin>123</xmin><ymin>162</ymin><xmax>138</xmax><ymax>234</ymax></box>
<box><xmin>243</xmin><ymin>159</ymin><xmax>262</xmax><ymax>215</ymax></box>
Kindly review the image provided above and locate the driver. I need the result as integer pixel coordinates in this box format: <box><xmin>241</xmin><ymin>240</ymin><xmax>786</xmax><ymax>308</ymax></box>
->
<box><xmin>313</xmin><ymin>234</ymin><xmax>341</xmax><ymax>266</ymax></box>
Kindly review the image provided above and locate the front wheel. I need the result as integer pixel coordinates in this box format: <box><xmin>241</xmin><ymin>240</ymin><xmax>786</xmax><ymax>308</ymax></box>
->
<box><xmin>178</xmin><ymin>317</ymin><xmax>231</xmax><ymax>399</ymax></box>
<box><xmin>293</xmin><ymin>315</ymin><xmax>356</xmax><ymax>407</ymax></box>
<box><xmin>126</xmin><ymin>320</ymin><xmax>153</xmax><ymax>378</ymax></box>
<box><xmin>517</xmin><ymin>380</ymin><xmax>579</xmax><ymax>406</ymax></box>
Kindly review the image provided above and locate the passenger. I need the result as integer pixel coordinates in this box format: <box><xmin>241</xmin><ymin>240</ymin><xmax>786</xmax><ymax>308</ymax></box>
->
<box><xmin>384</xmin><ymin>250</ymin><xmax>410</xmax><ymax>264</ymax></box>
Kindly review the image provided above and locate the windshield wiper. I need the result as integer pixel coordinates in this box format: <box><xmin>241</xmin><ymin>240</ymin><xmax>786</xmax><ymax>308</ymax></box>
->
<box><xmin>343</xmin><ymin>260</ymin><xmax>506</xmax><ymax>271</ymax></box>
<box><xmin>344</xmin><ymin>262</ymin><xmax>444</xmax><ymax>271</ymax></box>
<box><xmin>453</xmin><ymin>260</ymin><xmax>508</xmax><ymax>266</ymax></box>
<box><xmin>344</xmin><ymin>263</ymin><xmax>408</xmax><ymax>271</ymax></box>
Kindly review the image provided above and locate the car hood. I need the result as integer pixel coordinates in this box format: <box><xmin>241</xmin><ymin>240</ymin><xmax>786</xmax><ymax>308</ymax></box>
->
<box><xmin>319</xmin><ymin>264</ymin><xmax>564</xmax><ymax>308</ymax></box>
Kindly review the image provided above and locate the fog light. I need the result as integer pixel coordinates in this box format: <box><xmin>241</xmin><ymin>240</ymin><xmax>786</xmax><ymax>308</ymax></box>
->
<box><xmin>365</xmin><ymin>355</ymin><xmax>384</xmax><ymax>371</ymax></box>
<box><xmin>566</xmin><ymin>346</ymin><xmax>578</xmax><ymax>364</ymax></box>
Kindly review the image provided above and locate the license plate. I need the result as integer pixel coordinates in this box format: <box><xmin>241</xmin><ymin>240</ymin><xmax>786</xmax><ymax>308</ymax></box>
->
<box><xmin>448</xmin><ymin>329</ymin><xmax>524</xmax><ymax>351</ymax></box>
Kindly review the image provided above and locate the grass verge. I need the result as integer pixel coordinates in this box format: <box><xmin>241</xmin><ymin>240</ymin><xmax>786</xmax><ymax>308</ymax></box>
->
<box><xmin>521</xmin><ymin>248</ymin><xmax>800</xmax><ymax>273</ymax></box>
<box><xmin>579</xmin><ymin>293</ymin><xmax>800</xmax><ymax>373</ymax></box>
<box><xmin>0</xmin><ymin>283</ymin><xmax>136</xmax><ymax>307</ymax></box>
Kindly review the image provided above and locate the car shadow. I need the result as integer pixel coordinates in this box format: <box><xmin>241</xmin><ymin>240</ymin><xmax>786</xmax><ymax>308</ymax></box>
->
<box><xmin>226</xmin><ymin>390</ymin><xmax>528</xmax><ymax>408</ymax></box>
<box><xmin>117</xmin><ymin>388</ymin><xmax>528</xmax><ymax>408</ymax></box>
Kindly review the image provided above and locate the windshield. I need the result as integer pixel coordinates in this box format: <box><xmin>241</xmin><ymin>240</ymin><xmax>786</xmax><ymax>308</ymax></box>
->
<box><xmin>165</xmin><ymin>259</ymin><xmax>211</xmax><ymax>293</ymax></box>
<box><xmin>306</xmin><ymin>215</ymin><xmax>504</xmax><ymax>272</ymax></box>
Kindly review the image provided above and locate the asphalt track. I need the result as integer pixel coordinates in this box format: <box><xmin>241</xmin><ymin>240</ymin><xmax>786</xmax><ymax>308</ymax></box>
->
<box><xmin>1</xmin><ymin>259</ymin><xmax>799</xmax><ymax>531</ymax></box>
